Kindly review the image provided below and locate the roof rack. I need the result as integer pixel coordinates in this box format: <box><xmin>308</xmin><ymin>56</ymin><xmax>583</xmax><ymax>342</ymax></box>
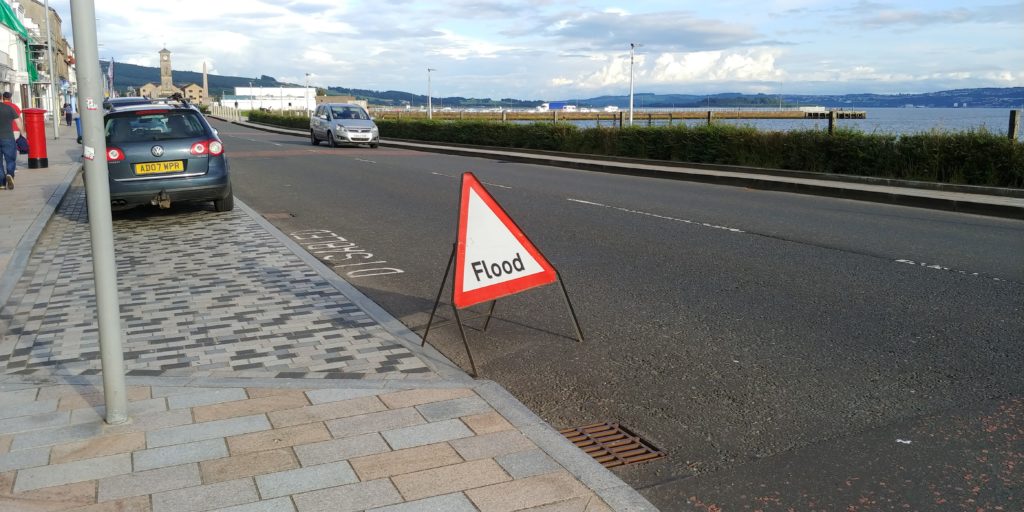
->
<box><xmin>150</xmin><ymin>93</ymin><xmax>191</xmax><ymax>108</ymax></box>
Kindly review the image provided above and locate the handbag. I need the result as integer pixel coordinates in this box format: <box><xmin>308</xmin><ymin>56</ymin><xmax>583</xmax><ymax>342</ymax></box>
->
<box><xmin>16</xmin><ymin>135</ymin><xmax>28</xmax><ymax>154</ymax></box>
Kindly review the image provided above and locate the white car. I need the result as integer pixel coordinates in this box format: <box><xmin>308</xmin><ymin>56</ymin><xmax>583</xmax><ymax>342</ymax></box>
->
<box><xmin>310</xmin><ymin>103</ymin><xmax>380</xmax><ymax>148</ymax></box>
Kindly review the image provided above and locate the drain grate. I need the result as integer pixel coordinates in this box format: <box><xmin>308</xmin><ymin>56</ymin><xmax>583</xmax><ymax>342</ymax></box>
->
<box><xmin>559</xmin><ymin>422</ymin><xmax>665</xmax><ymax>468</ymax></box>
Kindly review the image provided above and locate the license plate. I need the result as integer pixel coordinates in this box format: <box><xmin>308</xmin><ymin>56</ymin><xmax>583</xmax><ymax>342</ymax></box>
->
<box><xmin>135</xmin><ymin>161</ymin><xmax>184</xmax><ymax>174</ymax></box>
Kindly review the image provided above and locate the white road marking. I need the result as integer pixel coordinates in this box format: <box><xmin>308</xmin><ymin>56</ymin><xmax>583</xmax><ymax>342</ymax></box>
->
<box><xmin>240</xmin><ymin>137</ymin><xmax>281</xmax><ymax>146</ymax></box>
<box><xmin>290</xmin><ymin>229</ymin><xmax>404</xmax><ymax>278</ymax></box>
<box><xmin>568</xmin><ymin>199</ymin><xmax>1014</xmax><ymax>284</ymax></box>
<box><xmin>355</xmin><ymin>158</ymin><xmax>376</xmax><ymax>164</ymax></box>
<box><xmin>567</xmin><ymin>198</ymin><xmax>745</xmax><ymax>233</ymax></box>
<box><xmin>431</xmin><ymin>172</ymin><xmax>511</xmax><ymax>189</ymax></box>
<box><xmin>894</xmin><ymin>259</ymin><xmax>1005</xmax><ymax>282</ymax></box>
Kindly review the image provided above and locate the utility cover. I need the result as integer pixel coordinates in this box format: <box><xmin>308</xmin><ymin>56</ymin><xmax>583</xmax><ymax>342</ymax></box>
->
<box><xmin>454</xmin><ymin>172</ymin><xmax>556</xmax><ymax>308</ymax></box>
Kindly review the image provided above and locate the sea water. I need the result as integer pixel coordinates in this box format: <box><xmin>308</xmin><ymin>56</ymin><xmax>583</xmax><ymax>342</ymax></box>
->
<box><xmin>570</xmin><ymin>108</ymin><xmax>1022</xmax><ymax>139</ymax></box>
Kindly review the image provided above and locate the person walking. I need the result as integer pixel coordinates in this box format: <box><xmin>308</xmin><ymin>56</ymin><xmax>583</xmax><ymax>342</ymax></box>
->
<box><xmin>63</xmin><ymin>102</ymin><xmax>73</xmax><ymax>126</ymax></box>
<box><xmin>0</xmin><ymin>93</ymin><xmax>23</xmax><ymax>189</ymax></box>
<box><xmin>3</xmin><ymin>91</ymin><xmax>21</xmax><ymax>130</ymax></box>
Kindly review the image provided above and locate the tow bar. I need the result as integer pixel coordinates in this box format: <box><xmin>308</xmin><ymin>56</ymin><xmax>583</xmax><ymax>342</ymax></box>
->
<box><xmin>151</xmin><ymin>191</ymin><xmax>171</xmax><ymax>209</ymax></box>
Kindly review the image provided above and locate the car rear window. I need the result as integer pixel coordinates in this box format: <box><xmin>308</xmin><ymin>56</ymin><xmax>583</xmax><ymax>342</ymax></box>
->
<box><xmin>106</xmin><ymin>111</ymin><xmax>205</xmax><ymax>143</ymax></box>
<box><xmin>330</xmin><ymin>107</ymin><xmax>369</xmax><ymax>120</ymax></box>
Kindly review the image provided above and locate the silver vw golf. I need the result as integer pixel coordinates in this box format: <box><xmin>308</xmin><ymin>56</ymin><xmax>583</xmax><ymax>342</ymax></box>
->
<box><xmin>104</xmin><ymin>103</ymin><xmax>233</xmax><ymax>211</ymax></box>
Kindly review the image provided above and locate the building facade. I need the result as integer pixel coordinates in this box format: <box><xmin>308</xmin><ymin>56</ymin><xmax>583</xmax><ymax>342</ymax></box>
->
<box><xmin>182</xmin><ymin>83</ymin><xmax>203</xmax><ymax>103</ymax></box>
<box><xmin>1</xmin><ymin>0</ymin><xmax>71</xmax><ymax>114</ymax></box>
<box><xmin>223</xmin><ymin>86</ymin><xmax>316</xmax><ymax>112</ymax></box>
<box><xmin>139</xmin><ymin>48</ymin><xmax>205</xmax><ymax>103</ymax></box>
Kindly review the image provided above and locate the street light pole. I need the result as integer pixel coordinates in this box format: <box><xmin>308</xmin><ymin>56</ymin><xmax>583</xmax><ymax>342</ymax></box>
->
<box><xmin>69</xmin><ymin>0</ymin><xmax>128</xmax><ymax>425</ymax></box>
<box><xmin>628</xmin><ymin>42</ymin><xmax>642</xmax><ymax>127</ymax></box>
<box><xmin>44</xmin><ymin>0</ymin><xmax>59</xmax><ymax>137</ymax></box>
<box><xmin>427</xmin><ymin>68</ymin><xmax>436</xmax><ymax>120</ymax></box>
<box><xmin>304</xmin><ymin>73</ymin><xmax>310</xmax><ymax>112</ymax></box>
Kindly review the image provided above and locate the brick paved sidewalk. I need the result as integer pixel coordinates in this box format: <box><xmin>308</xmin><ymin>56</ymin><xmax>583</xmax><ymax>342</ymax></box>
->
<box><xmin>0</xmin><ymin>125</ymin><xmax>657</xmax><ymax>510</ymax></box>
<box><xmin>1</xmin><ymin>375</ymin><xmax>648</xmax><ymax>511</ymax></box>
<box><xmin>1</xmin><ymin>185</ymin><xmax>440</xmax><ymax>381</ymax></box>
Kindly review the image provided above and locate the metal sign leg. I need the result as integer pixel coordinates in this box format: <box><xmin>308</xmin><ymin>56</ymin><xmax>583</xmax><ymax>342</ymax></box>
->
<box><xmin>452</xmin><ymin>306</ymin><xmax>478</xmax><ymax>377</ymax></box>
<box><xmin>557</xmin><ymin>272</ymin><xmax>585</xmax><ymax>343</ymax></box>
<box><xmin>482</xmin><ymin>300</ymin><xmax>497</xmax><ymax>331</ymax></box>
<box><xmin>422</xmin><ymin>244</ymin><xmax>456</xmax><ymax>347</ymax></box>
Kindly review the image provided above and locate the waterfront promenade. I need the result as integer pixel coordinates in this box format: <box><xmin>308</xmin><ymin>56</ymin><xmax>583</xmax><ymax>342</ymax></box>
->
<box><xmin>212</xmin><ymin>108</ymin><xmax>1024</xmax><ymax>220</ymax></box>
<box><xmin>371</xmin><ymin>108</ymin><xmax>867</xmax><ymax>124</ymax></box>
<box><xmin>1</xmin><ymin>118</ymin><xmax>1020</xmax><ymax>511</ymax></box>
<box><xmin>0</xmin><ymin>124</ymin><xmax>655</xmax><ymax>511</ymax></box>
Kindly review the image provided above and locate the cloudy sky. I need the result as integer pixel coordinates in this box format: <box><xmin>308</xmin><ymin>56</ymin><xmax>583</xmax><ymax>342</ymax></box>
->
<box><xmin>51</xmin><ymin>0</ymin><xmax>1023</xmax><ymax>100</ymax></box>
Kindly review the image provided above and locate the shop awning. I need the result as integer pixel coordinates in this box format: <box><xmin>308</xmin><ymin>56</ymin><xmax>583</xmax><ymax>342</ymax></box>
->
<box><xmin>0</xmin><ymin>2</ymin><xmax>37</xmax><ymax>82</ymax></box>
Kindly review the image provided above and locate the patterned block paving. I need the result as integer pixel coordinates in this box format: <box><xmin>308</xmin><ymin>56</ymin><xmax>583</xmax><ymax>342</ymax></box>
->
<box><xmin>0</xmin><ymin>381</ymin><xmax>621</xmax><ymax>511</ymax></box>
<box><xmin>0</xmin><ymin>187</ymin><xmax>436</xmax><ymax>380</ymax></box>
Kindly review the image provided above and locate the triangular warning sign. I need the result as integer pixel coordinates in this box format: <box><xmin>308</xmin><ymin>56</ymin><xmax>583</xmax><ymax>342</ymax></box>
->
<box><xmin>454</xmin><ymin>172</ymin><xmax>557</xmax><ymax>309</ymax></box>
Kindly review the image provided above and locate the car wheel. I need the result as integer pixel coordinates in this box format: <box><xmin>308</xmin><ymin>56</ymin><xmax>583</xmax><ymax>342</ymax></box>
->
<box><xmin>329</xmin><ymin>132</ymin><xmax>342</xmax><ymax>148</ymax></box>
<box><xmin>370</xmin><ymin>142</ymin><xmax>379</xmax><ymax>148</ymax></box>
<box><xmin>310</xmin><ymin>130</ymin><xmax>319</xmax><ymax>146</ymax></box>
<box><xmin>214</xmin><ymin>185</ymin><xmax>234</xmax><ymax>212</ymax></box>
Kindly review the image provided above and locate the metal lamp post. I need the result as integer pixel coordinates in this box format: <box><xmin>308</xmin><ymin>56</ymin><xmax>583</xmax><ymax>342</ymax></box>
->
<box><xmin>44</xmin><ymin>0</ymin><xmax>59</xmax><ymax>137</ymax></box>
<box><xmin>304</xmin><ymin>73</ymin><xmax>310</xmax><ymax>112</ymax></box>
<box><xmin>427</xmin><ymin>68</ymin><xmax>436</xmax><ymax>119</ymax></box>
<box><xmin>69</xmin><ymin>0</ymin><xmax>128</xmax><ymax>425</ymax></box>
<box><xmin>628</xmin><ymin>42</ymin><xmax>642</xmax><ymax>127</ymax></box>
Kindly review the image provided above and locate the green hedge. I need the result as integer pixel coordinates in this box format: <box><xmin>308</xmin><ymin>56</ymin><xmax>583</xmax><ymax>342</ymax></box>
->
<box><xmin>248</xmin><ymin>110</ymin><xmax>310</xmax><ymax>130</ymax></box>
<box><xmin>246</xmin><ymin>113</ymin><xmax>1024</xmax><ymax>188</ymax></box>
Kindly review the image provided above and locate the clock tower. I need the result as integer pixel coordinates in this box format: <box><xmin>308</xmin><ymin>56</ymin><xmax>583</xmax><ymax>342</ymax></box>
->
<box><xmin>140</xmin><ymin>48</ymin><xmax>196</xmax><ymax>100</ymax></box>
<box><xmin>159</xmin><ymin>48</ymin><xmax>172</xmax><ymax>89</ymax></box>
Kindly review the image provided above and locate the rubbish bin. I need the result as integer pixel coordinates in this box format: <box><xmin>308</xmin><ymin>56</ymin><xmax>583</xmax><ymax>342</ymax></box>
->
<box><xmin>75</xmin><ymin>116</ymin><xmax>82</xmax><ymax>144</ymax></box>
<box><xmin>22</xmin><ymin>108</ymin><xmax>48</xmax><ymax>168</ymax></box>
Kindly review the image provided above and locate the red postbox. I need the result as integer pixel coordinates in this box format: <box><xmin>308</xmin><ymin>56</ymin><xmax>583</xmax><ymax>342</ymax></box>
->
<box><xmin>22</xmin><ymin>108</ymin><xmax>48</xmax><ymax>168</ymax></box>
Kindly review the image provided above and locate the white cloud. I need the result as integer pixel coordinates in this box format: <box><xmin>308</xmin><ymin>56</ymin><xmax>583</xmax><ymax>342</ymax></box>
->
<box><xmin>575</xmin><ymin>53</ymin><xmax>635</xmax><ymax>89</ymax></box>
<box><xmin>50</xmin><ymin>0</ymin><xmax>1023</xmax><ymax>98</ymax></box>
<box><xmin>651</xmin><ymin>49</ymin><xmax>783</xmax><ymax>82</ymax></box>
<box><xmin>431</xmin><ymin>30</ymin><xmax>517</xmax><ymax>60</ymax></box>
<box><xmin>302</xmin><ymin>46</ymin><xmax>337</xmax><ymax>66</ymax></box>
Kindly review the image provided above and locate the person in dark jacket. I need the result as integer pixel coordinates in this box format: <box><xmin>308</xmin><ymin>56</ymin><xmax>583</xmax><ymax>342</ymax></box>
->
<box><xmin>63</xmin><ymin>103</ymin><xmax>73</xmax><ymax>126</ymax></box>
<box><xmin>0</xmin><ymin>95</ymin><xmax>24</xmax><ymax>189</ymax></box>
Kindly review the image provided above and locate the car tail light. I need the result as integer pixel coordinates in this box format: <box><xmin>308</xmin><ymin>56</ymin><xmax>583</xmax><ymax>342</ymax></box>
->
<box><xmin>190</xmin><ymin>139</ymin><xmax>224</xmax><ymax>156</ymax></box>
<box><xmin>106</xmin><ymin>147</ymin><xmax>125</xmax><ymax>162</ymax></box>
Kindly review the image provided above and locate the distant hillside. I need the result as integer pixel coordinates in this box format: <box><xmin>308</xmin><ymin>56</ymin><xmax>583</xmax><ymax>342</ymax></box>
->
<box><xmin>321</xmin><ymin>87</ymin><xmax>1024</xmax><ymax>109</ymax></box>
<box><xmin>782</xmin><ymin>88</ymin><xmax>1024</xmax><ymax>109</ymax></box>
<box><xmin>324</xmin><ymin>87</ymin><xmax>544</xmax><ymax>109</ymax></box>
<box><xmin>103</xmin><ymin>61</ymin><xmax>284</xmax><ymax>99</ymax></box>
<box><xmin>574</xmin><ymin>88</ymin><xmax>1024</xmax><ymax>109</ymax></box>
<box><xmin>101</xmin><ymin>61</ymin><xmax>1024</xmax><ymax>109</ymax></box>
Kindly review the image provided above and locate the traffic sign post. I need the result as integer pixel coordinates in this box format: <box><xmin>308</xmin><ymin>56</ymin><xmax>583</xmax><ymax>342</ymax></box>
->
<box><xmin>422</xmin><ymin>172</ymin><xmax>584</xmax><ymax>376</ymax></box>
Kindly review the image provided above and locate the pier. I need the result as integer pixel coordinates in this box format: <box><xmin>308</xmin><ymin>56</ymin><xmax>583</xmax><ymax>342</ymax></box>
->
<box><xmin>373</xmin><ymin>109</ymin><xmax>867</xmax><ymax>126</ymax></box>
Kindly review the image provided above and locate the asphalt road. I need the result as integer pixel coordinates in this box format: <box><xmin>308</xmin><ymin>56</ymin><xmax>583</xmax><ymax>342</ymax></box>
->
<box><xmin>212</xmin><ymin>119</ymin><xmax>1024</xmax><ymax>510</ymax></box>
